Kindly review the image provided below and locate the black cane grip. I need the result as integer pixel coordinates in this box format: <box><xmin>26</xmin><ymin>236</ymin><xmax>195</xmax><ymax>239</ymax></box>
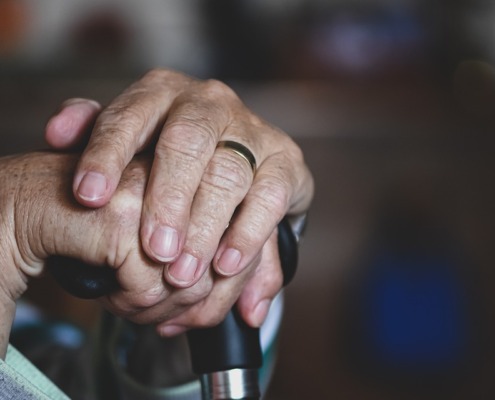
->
<box><xmin>48</xmin><ymin>257</ymin><xmax>119</xmax><ymax>299</ymax></box>
<box><xmin>186</xmin><ymin>217</ymin><xmax>298</xmax><ymax>374</ymax></box>
<box><xmin>277</xmin><ymin>216</ymin><xmax>298</xmax><ymax>286</ymax></box>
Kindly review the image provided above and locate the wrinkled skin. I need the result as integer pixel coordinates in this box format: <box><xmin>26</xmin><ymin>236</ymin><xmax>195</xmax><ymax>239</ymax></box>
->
<box><xmin>44</xmin><ymin>69</ymin><xmax>314</xmax><ymax>335</ymax></box>
<box><xmin>0</xmin><ymin>152</ymin><xmax>285</xmax><ymax>357</ymax></box>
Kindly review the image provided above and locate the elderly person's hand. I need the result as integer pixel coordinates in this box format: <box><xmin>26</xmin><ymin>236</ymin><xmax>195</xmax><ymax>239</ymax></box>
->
<box><xmin>0</xmin><ymin>152</ymin><xmax>150</xmax><ymax>356</ymax></box>
<box><xmin>45</xmin><ymin>69</ymin><xmax>314</xmax><ymax>333</ymax></box>
<box><xmin>0</xmin><ymin>152</ymin><xmax>279</xmax><ymax>358</ymax></box>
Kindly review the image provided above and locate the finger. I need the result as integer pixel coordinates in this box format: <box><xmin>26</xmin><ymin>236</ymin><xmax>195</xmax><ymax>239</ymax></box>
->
<box><xmin>236</xmin><ymin>231</ymin><xmax>283</xmax><ymax>327</ymax></box>
<box><xmin>214</xmin><ymin>135</ymin><xmax>313</xmax><ymax>277</ymax></box>
<box><xmin>102</xmin><ymin>263</ymin><xmax>215</xmax><ymax>326</ymax></box>
<box><xmin>140</xmin><ymin>81</ymin><xmax>237</xmax><ymax>264</ymax></box>
<box><xmin>212</xmin><ymin>151</ymin><xmax>291</xmax><ymax>279</ymax></box>
<box><xmin>163</xmin><ymin>140</ymin><xmax>254</xmax><ymax>287</ymax></box>
<box><xmin>155</xmin><ymin>262</ymin><xmax>257</xmax><ymax>337</ymax></box>
<box><xmin>72</xmin><ymin>70</ymin><xmax>188</xmax><ymax>208</ymax></box>
<box><xmin>101</xmin><ymin>252</ymin><xmax>168</xmax><ymax>317</ymax></box>
<box><xmin>45</xmin><ymin>98</ymin><xmax>102</xmax><ymax>149</ymax></box>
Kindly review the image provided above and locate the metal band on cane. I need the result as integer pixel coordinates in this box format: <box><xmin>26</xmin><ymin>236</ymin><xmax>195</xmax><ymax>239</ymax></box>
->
<box><xmin>217</xmin><ymin>140</ymin><xmax>257</xmax><ymax>174</ymax></box>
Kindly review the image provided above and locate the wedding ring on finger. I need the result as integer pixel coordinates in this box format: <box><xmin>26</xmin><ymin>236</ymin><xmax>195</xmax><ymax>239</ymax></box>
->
<box><xmin>216</xmin><ymin>140</ymin><xmax>257</xmax><ymax>175</ymax></box>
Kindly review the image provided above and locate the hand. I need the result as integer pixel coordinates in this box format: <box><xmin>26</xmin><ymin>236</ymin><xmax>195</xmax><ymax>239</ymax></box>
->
<box><xmin>0</xmin><ymin>152</ymin><xmax>283</xmax><ymax>358</ymax></box>
<box><xmin>45</xmin><ymin>69</ymin><xmax>314</xmax><ymax>327</ymax></box>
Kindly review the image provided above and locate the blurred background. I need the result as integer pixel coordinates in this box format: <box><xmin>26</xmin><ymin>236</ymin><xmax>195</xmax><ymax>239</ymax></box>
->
<box><xmin>1</xmin><ymin>0</ymin><xmax>495</xmax><ymax>398</ymax></box>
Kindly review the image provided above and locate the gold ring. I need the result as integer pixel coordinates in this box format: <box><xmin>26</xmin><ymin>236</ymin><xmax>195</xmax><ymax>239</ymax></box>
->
<box><xmin>217</xmin><ymin>140</ymin><xmax>257</xmax><ymax>174</ymax></box>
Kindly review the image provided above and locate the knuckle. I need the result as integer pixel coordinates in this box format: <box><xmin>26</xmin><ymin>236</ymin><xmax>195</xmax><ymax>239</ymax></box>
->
<box><xmin>265</xmin><ymin>264</ymin><xmax>284</xmax><ymax>293</ymax></box>
<box><xmin>101</xmin><ymin>102</ymin><xmax>148</xmax><ymax>136</ymax></box>
<box><xmin>160</xmin><ymin>121</ymin><xmax>216</xmax><ymax>161</ymax></box>
<box><xmin>130</xmin><ymin>287</ymin><xmax>165</xmax><ymax>309</ymax></box>
<box><xmin>112</xmin><ymin>161</ymin><xmax>149</xmax><ymax>198</ymax></box>
<box><xmin>202</xmin><ymin>79</ymin><xmax>239</xmax><ymax>102</ymax></box>
<box><xmin>89</xmin><ymin>108</ymin><xmax>149</xmax><ymax>169</ymax></box>
<box><xmin>141</xmin><ymin>68</ymin><xmax>166</xmax><ymax>83</ymax></box>
<box><xmin>203</xmin><ymin>152</ymin><xmax>251</xmax><ymax>195</ymax></box>
<box><xmin>174</xmin><ymin>280</ymin><xmax>213</xmax><ymax>309</ymax></box>
<box><xmin>142</xmin><ymin>68</ymin><xmax>188</xmax><ymax>85</ymax></box>
<box><xmin>266</xmin><ymin>126</ymin><xmax>305</xmax><ymax>164</ymax></box>
<box><xmin>108</xmin><ymin>188</ymin><xmax>143</xmax><ymax>220</ymax></box>
<box><xmin>251</xmin><ymin>175</ymin><xmax>290</xmax><ymax>218</ymax></box>
<box><xmin>234</xmin><ymin>226</ymin><xmax>261</xmax><ymax>253</ymax></box>
<box><xmin>148</xmin><ymin>181</ymin><xmax>192</xmax><ymax>218</ymax></box>
<box><xmin>285</xmin><ymin>138</ymin><xmax>305</xmax><ymax>164</ymax></box>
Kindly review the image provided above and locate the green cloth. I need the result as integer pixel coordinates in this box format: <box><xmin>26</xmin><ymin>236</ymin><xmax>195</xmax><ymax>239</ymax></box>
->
<box><xmin>0</xmin><ymin>345</ymin><xmax>69</xmax><ymax>400</ymax></box>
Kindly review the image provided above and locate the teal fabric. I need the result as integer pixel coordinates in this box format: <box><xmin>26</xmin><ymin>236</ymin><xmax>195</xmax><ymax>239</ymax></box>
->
<box><xmin>0</xmin><ymin>345</ymin><xmax>69</xmax><ymax>400</ymax></box>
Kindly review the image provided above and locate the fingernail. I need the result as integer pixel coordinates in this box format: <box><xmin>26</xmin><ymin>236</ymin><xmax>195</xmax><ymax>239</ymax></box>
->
<box><xmin>77</xmin><ymin>172</ymin><xmax>107</xmax><ymax>201</ymax></box>
<box><xmin>168</xmin><ymin>253</ymin><xmax>198</xmax><ymax>284</ymax></box>
<box><xmin>149</xmin><ymin>226</ymin><xmax>179</xmax><ymax>262</ymax></box>
<box><xmin>251</xmin><ymin>299</ymin><xmax>271</xmax><ymax>327</ymax></box>
<box><xmin>216</xmin><ymin>248</ymin><xmax>242</xmax><ymax>276</ymax></box>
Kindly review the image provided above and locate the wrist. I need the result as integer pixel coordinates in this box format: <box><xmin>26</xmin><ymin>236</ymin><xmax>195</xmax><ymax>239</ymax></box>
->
<box><xmin>0</xmin><ymin>155</ymin><xmax>31</xmax><ymax>302</ymax></box>
<box><xmin>0</xmin><ymin>284</ymin><xmax>16</xmax><ymax>359</ymax></box>
<box><xmin>0</xmin><ymin>152</ymin><xmax>76</xmax><ymax>296</ymax></box>
<box><xmin>0</xmin><ymin>154</ymin><xmax>30</xmax><ymax>358</ymax></box>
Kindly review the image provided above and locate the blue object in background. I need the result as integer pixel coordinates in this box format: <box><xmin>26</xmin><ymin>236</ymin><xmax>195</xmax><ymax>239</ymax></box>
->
<box><xmin>364</xmin><ymin>251</ymin><xmax>468</xmax><ymax>371</ymax></box>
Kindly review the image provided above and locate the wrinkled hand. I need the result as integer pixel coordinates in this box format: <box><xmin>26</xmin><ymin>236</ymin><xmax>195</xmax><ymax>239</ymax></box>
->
<box><xmin>45</xmin><ymin>69</ymin><xmax>314</xmax><ymax>330</ymax></box>
<box><xmin>0</xmin><ymin>153</ymin><xmax>282</xmax><ymax>342</ymax></box>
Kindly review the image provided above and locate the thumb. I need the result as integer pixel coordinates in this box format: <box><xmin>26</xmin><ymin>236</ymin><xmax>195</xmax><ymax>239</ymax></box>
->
<box><xmin>45</xmin><ymin>98</ymin><xmax>101</xmax><ymax>149</ymax></box>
